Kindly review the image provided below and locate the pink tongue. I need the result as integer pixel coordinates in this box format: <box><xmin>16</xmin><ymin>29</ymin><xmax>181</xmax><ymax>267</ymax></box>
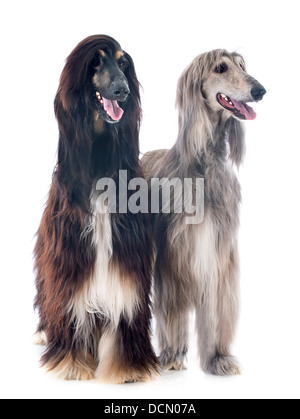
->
<box><xmin>102</xmin><ymin>97</ymin><xmax>124</xmax><ymax>121</ymax></box>
<box><xmin>231</xmin><ymin>99</ymin><xmax>256</xmax><ymax>120</ymax></box>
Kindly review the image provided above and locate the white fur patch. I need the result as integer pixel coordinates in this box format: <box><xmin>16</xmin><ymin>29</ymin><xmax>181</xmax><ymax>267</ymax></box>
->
<box><xmin>191</xmin><ymin>212</ymin><xmax>220</xmax><ymax>359</ymax></box>
<box><xmin>192</xmin><ymin>212</ymin><xmax>218</xmax><ymax>281</ymax></box>
<box><xmin>95</xmin><ymin>328</ymin><xmax>116</xmax><ymax>380</ymax></box>
<box><xmin>70</xmin><ymin>194</ymin><xmax>140</xmax><ymax>342</ymax></box>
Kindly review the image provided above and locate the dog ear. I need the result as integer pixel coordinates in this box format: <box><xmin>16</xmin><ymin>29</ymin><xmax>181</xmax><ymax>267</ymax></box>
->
<box><xmin>176</xmin><ymin>66</ymin><xmax>213</xmax><ymax>157</ymax></box>
<box><xmin>117</xmin><ymin>52</ymin><xmax>142</xmax><ymax>164</ymax></box>
<box><xmin>226</xmin><ymin>118</ymin><xmax>246</xmax><ymax>167</ymax></box>
<box><xmin>122</xmin><ymin>52</ymin><xmax>141</xmax><ymax>121</ymax></box>
<box><xmin>54</xmin><ymin>90</ymin><xmax>93</xmax><ymax>209</ymax></box>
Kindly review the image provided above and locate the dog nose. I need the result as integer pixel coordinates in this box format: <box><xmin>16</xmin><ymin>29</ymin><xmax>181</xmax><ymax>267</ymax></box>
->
<box><xmin>113</xmin><ymin>83</ymin><xmax>130</xmax><ymax>100</ymax></box>
<box><xmin>251</xmin><ymin>84</ymin><xmax>266</xmax><ymax>101</ymax></box>
<box><xmin>114</xmin><ymin>87</ymin><xmax>130</xmax><ymax>97</ymax></box>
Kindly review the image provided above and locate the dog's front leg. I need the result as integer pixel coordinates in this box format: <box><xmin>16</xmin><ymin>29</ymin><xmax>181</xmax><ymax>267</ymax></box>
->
<box><xmin>214</xmin><ymin>244</ymin><xmax>241</xmax><ymax>375</ymax></box>
<box><xmin>195</xmin><ymin>254</ymin><xmax>241</xmax><ymax>376</ymax></box>
<box><xmin>96</xmin><ymin>313</ymin><xmax>158</xmax><ymax>384</ymax></box>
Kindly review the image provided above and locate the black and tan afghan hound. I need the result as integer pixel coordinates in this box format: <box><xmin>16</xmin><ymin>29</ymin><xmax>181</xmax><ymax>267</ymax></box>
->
<box><xmin>142</xmin><ymin>50</ymin><xmax>266</xmax><ymax>376</ymax></box>
<box><xmin>34</xmin><ymin>35</ymin><xmax>158</xmax><ymax>383</ymax></box>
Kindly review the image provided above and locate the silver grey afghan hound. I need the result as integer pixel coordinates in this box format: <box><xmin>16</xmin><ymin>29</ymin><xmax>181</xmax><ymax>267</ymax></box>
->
<box><xmin>142</xmin><ymin>50</ymin><xmax>266</xmax><ymax>376</ymax></box>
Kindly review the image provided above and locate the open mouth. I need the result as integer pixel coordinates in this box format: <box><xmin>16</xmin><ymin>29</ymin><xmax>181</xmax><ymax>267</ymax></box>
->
<box><xmin>95</xmin><ymin>91</ymin><xmax>124</xmax><ymax>122</ymax></box>
<box><xmin>217</xmin><ymin>93</ymin><xmax>256</xmax><ymax>120</ymax></box>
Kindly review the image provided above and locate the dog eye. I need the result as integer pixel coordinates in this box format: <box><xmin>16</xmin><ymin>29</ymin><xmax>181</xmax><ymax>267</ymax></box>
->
<box><xmin>215</xmin><ymin>63</ymin><xmax>228</xmax><ymax>74</ymax></box>
<box><xmin>92</xmin><ymin>54</ymin><xmax>103</xmax><ymax>71</ymax></box>
<box><xmin>118</xmin><ymin>60</ymin><xmax>128</xmax><ymax>71</ymax></box>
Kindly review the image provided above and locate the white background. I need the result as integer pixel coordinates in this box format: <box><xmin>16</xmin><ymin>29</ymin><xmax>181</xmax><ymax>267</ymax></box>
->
<box><xmin>1</xmin><ymin>0</ymin><xmax>300</xmax><ymax>399</ymax></box>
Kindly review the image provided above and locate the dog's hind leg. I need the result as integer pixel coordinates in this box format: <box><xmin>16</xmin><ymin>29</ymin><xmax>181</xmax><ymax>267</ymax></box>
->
<box><xmin>156</xmin><ymin>305</ymin><xmax>189</xmax><ymax>371</ymax></box>
<box><xmin>153</xmin><ymin>234</ymin><xmax>190</xmax><ymax>371</ymax></box>
<box><xmin>40</xmin><ymin>328</ymin><xmax>97</xmax><ymax>381</ymax></box>
<box><xmin>43</xmin><ymin>350</ymin><xmax>97</xmax><ymax>381</ymax></box>
<box><xmin>155</xmin><ymin>269</ymin><xmax>189</xmax><ymax>369</ymax></box>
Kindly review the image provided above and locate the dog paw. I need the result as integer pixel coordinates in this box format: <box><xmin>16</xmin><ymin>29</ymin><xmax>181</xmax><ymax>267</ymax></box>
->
<box><xmin>33</xmin><ymin>331</ymin><xmax>48</xmax><ymax>346</ymax></box>
<box><xmin>208</xmin><ymin>355</ymin><xmax>241</xmax><ymax>376</ymax></box>
<box><xmin>97</xmin><ymin>363</ymin><xmax>159</xmax><ymax>384</ymax></box>
<box><xmin>159</xmin><ymin>348</ymin><xmax>187</xmax><ymax>371</ymax></box>
<box><xmin>45</xmin><ymin>353</ymin><xmax>96</xmax><ymax>381</ymax></box>
<box><xmin>123</xmin><ymin>366</ymin><xmax>159</xmax><ymax>384</ymax></box>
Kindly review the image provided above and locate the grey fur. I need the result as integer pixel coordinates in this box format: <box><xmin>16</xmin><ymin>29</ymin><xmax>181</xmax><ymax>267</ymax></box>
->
<box><xmin>142</xmin><ymin>50</ymin><xmax>265</xmax><ymax>376</ymax></box>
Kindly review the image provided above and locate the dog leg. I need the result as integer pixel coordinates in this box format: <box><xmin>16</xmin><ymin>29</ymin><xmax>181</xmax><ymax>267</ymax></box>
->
<box><xmin>195</xmin><ymin>276</ymin><xmax>219</xmax><ymax>374</ymax></box>
<box><xmin>156</xmin><ymin>307</ymin><xmax>189</xmax><ymax>371</ymax></box>
<box><xmin>36</xmin><ymin>307</ymin><xmax>97</xmax><ymax>380</ymax></box>
<box><xmin>195</xmin><ymin>246</ymin><xmax>241</xmax><ymax>376</ymax></box>
<box><xmin>212</xmin><ymin>246</ymin><xmax>241</xmax><ymax>376</ymax></box>
<box><xmin>196</xmin><ymin>298</ymin><xmax>240</xmax><ymax>376</ymax></box>
<box><xmin>153</xmin><ymin>238</ymin><xmax>190</xmax><ymax>371</ymax></box>
<box><xmin>96</xmin><ymin>314</ymin><xmax>159</xmax><ymax>384</ymax></box>
<box><xmin>41</xmin><ymin>345</ymin><xmax>96</xmax><ymax>381</ymax></box>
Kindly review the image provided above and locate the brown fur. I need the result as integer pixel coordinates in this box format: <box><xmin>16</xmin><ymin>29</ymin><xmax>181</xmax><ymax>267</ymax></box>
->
<box><xmin>34</xmin><ymin>35</ymin><xmax>158</xmax><ymax>383</ymax></box>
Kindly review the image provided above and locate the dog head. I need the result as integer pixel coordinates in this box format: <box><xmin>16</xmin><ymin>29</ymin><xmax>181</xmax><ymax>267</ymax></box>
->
<box><xmin>204</xmin><ymin>51</ymin><xmax>266</xmax><ymax>121</ymax></box>
<box><xmin>92</xmin><ymin>48</ymin><xmax>130</xmax><ymax>123</ymax></box>
<box><xmin>55</xmin><ymin>35</ymin><xmax>140</xmax><ymax>130</ymax></box>
<box><xmin>177</xmin><ymin>49</ymin><xmax>266</xmax><ymax>123</ymax></box>
<box><xmin>176</xmin><ymin>50</ymin><xmax>266</xmax><ymax>166</ymax></box>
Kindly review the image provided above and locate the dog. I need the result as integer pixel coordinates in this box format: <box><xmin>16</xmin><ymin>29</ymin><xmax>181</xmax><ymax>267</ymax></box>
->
<box><xmin>142</xmin><ymin>50</ymin><xmax>266</xmax><ymax>375</ymax></box>
<box><xmin>34</xmin><ymin>35</ymin><xmax>158</xmax><ymax>383</ymax></box>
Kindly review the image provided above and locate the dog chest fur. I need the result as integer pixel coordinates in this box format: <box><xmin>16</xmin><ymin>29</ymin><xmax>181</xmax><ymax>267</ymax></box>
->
<box><xmin>70</xmin><ymin>194</ymin><xmax>139</xmax><ymax>336</ymax></box>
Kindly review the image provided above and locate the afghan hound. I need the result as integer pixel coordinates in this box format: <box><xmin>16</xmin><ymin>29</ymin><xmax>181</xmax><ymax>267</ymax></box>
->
<box><xmin>34</xmin><ymin>35</ymin><xmax>158</xmax><ymax>383</ymax></box>
<box><xmin>142</xmin><ymin>50</ymin><xmax>266</xmax><ymax>376</ymax></box>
